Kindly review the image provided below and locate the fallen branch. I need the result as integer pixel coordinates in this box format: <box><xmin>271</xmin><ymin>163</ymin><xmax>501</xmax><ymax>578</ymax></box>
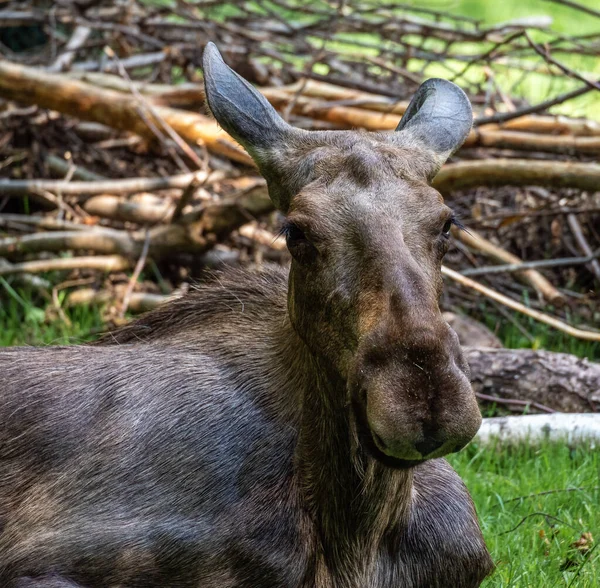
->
<box><xmin>441</xmin><ymin>266</ymin><xmax>600</xmax><ymax>341</ymax></box>
<box><xmin>0</xmin><ymin>230</ymin><xmax>137</xmax><ymax>257</ymax></box>
<box><xmin>567</xmin><ymin>214</ymin><xmax>600</xmax><ymax>282</ymax></box>
<box><xmin>493</xmin><ymin>114</ymin><xmax>600</xmax><ymax>136</ymax></box>
<box><xmin>453</xmin><ymin>227</ymin><xmax>564</xmax><ymax>304</ymax></box>
<box><xmin>476</xmin><ymin>414</ymin><xmax>600</xmax><ymax>445</ymax></box>
<box><xmin>474</xmin><ymin>79</ymin><xmax>600</xmax><ymax>126</ymax></box>
<box><xmin>461</xmin><ymin>251</ymin><xmax>600</xmax><ymax>276</ymax></box>
<box><xmin>0</xmin><ymin>255</ymin><xmax>131</xmax><ymax>276</ymax></box>
<box><xmin>0</xmin><ymin>172</ymin><xmax>216</xmax><ymax>198</ymax></box>
<box><xmin>275</xmin><ymin>81</ymin><xmax>600</xmax><ymax>137</ymax></box>
<box><xmin>466</xmin><ymin>128</ymin><xmax>600</xmax><ymax>154</ymax></box>
<box><xmin>83</xmin><ymin>196</ymin><xmax>174</xmax><ymax>224</ymax></box>
<box><xmin>48</xmin><ymin>25</ymin><xmax>92</xmax><ymax>73</ymax></box>
<box><xmin>0</xmin><ymin>61</ymin><xmax>252</xmax><ymax>165</ymax></box>
<box><xmin>66</xmin><ymin>288</ymin><xmax>172</xmax><ymax>314</ymax></box>
<box><xmin>433</xmin><ymin>159</ymin><xmax>600</xmax><ymax>194</ymax></box>
<box><xmin>266</xmin><ymin>89</ymin><xmax>600</xmax><ymax>155</ymax></box>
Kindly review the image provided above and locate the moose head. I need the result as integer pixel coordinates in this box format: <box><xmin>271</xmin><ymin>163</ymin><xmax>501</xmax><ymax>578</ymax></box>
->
<box><xmin>203</xmin><ymin>42</ymin><xmax>481</xmax><ymax>468</ymax></box>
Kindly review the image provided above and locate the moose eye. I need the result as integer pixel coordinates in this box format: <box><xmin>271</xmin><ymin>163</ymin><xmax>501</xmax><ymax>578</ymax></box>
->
<box><xmin>283</xmin><ymin>222</ymin><xmax>318</xmax><ymax>264</ymax></box>
<box><xmin>441</xmin><ymin>219</ymin><xmax>453</xmax><ymax>237</ymax></box>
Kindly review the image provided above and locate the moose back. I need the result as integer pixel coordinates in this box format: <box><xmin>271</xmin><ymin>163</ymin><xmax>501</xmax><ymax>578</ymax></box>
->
<box><xmin>0</xmin><ymin>43</ymin><xmax>493</xmax><ymax>587</ymax></box>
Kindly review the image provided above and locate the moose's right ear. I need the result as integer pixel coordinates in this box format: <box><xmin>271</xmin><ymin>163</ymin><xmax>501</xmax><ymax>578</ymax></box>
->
<box><xmin>202</xmin><ymin>42</ymin><xmax>291</xmax><ymax>160</ymax></box>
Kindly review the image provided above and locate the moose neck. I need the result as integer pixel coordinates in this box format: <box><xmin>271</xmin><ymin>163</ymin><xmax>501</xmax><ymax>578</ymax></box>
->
<box><xmin>285</xmin><ymin>319</ymin><xmax>414</xmax><ymax>577</ymax></box>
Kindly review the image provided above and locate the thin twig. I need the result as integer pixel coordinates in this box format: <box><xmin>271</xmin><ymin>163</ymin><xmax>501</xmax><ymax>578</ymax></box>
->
<box><xmin>475</xmin><ymin>392</ymin><xmax>555</xmax><ymax>414</ymax></box>
<box><xmin>0</xmin><ymin>172</ymin><xmax>212</xmax><ymax>197</ymax></box>
<box><xmin>474</xmin><ymin>82</ymin><xmax>599</xmax><ymax>126</ymax></box>
<box><xmin>442</xmin><ymin>266</ymin><xmax>600</xmax><ymax>342</ymax></box>
<box><xmin>502</xmin><ymin>486</ymin><xmax>600</xmax><ymax>505</ymax></box>
<box><xmin>567</xmin><ymin>215</ymin><xmax>600</xmax><ymax>282</ymax></box>
<box><xmin>461</xmin><ymin>250</ymin><xmax>600</xmax><ymax>276</ymax></box>
<box><xmin>0</xmin><ymin>256</ymin><xmax>131</xmax><ymax>276</ymax></box>
<box><xmin>119</xmin><ymin>230</ymin><xmax>151</xmax><ymax>318</ymax></box>
<box><xmin>543</xmin><ymin>0</ymin><xmax>600</xmax><ymax>19</ymax></box>
<box><xmin>106</xmin><ymin>47</ymin><xmax>207</xmax><ymax>171</ymax></box>
<box><xmin>524</xmin><ymin>32</ymin><xmax>600</xmax><ymax>92</ymax></box>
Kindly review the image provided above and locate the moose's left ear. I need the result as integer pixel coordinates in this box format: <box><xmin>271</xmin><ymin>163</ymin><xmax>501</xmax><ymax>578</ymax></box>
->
<box><xmin>395</xmin><ymin>79</ymin><xmax>472</xmax><ymax>176</ymax></box>
<box><xmin>202</xmin><ymin>42</ymin><xmax>292</xmax><ymax>159</ymax></box>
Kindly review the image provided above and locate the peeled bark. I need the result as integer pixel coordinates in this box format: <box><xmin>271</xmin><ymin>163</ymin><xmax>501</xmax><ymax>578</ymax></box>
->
<box><xmin>477</xmin><ymin>413</ymin><xmax>600</xmax><ymax>445</ymax></box>
<box><xmin>464</xmin><ymin>347</ymin><xmax>600</xmax><ymax>413</ymax></box>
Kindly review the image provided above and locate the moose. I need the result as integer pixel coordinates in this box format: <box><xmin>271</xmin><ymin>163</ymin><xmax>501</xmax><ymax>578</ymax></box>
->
<box><xmin>0</xmin><ymin>43</ymin><xmax>493</xmax><ymax>587</ymax></box>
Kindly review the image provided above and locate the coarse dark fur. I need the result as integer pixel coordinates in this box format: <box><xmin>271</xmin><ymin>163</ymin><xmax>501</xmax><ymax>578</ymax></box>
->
<box><xmin>0</xmin><ymin>44</ymin><xmax>493</xmax><ymax>587</ymax></box>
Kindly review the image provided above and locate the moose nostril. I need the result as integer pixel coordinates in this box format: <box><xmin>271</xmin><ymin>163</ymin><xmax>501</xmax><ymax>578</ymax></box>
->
<box><xmin>415</xmin><ymin>438</ymin><xmax>445</xmax><ymax>457</ymax></box>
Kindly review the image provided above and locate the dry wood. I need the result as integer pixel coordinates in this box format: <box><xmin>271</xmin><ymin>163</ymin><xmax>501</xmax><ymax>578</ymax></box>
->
<box><xmin>465</xmin><ymin>128</ymin><xmax>600</xmax><ymax>154</ymax></box>
<box><xmin>267</xmin><ymin>88</ymin><xmax>600</xmax><ymax>155</ymax></box>
<box><xmin>48</xmin><ymin>26</ymin><xmax>92</xmax><ymax>73</ymax></box>
<box><xmin>567</xmin><ymin>214</ymin><xmax>600</xmax><ymax>282</ymax></box>
<box><xmin>494</xmin><ymin>115</ymin><xmax>600</xmax><ymax>136</ymax></box>
<box><xmin>66</xmin><ymin>288</ymin><xmax>172</xmax><ymax>313</ymax></box>
<box><xmin>0</xmin><ymin>214</ymin><xmax>94</xmax><ymax>232</ymax></box>
<box><xmin>0</xmin><ymin>255</ymin><xmax>131</xmax><ymax>276</ymax></box>
<box><xmin>442</xmin><ymin>266</ymin><xmax>600</xmax><ymax>341</ymax></box>
<box><xmin>276</xmin><ymin>81</ymin><xmax>600</xmax><ymax>137</ymax></box>
<box><xmin>238</xmin><ymin>223</ymin><xmax>287</xmax><ymax>251</ymax></box>
<box><xmin>0</xmin><ymin>61</ymin><xmax>252</xmax><ymax>165</ymax></box>
<box><xmin>83</xmin><ymin>195</ymin><xmax>174</xmax><ymax>224</ymax></box>
<box><xmin>0</xmin><ymin>172</ymin><xmax>217</xmax><ymax>198</ymax></box>
<box><xmin>66</xmin><ymin>71</ymin><xmax>206</xmax><ymax>108</ymax></box>
<box><xmin>119</xmin><ymin>230</ymin><xmax>151</xmax><ymax>318</ymax></box>
<box><xmin>464</xmin><ymin>347</ymin><xmax>600</xmax><ymax>413</ymax></box>
<box><xmin>452</xmin><ymin>227</ymin><xmax>565</xmax><ymax>304</ymax></box>
<box><xmin>0</xmin><ymin>230</ymin><xmax>137</xmax><ymax>257</ymax></box>
<box><xmin>433</xmin><ymin>159</ymin><xmax>600</xmax><ymax>194</ymax></box>
<box><xmin>461</xmin><ymin>252</ymin><xmax>600</xmax><ymax>276</ymax></box>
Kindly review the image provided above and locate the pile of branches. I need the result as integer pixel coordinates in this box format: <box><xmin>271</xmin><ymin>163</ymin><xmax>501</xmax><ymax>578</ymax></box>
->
<box><xmin>0</xmin><ymin>0</ymin><xmax>599</xmax><ymax>417</ymax></box>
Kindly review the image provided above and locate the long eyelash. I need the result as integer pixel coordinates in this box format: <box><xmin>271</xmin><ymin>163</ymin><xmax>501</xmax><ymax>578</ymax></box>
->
<box><xmin>450</xmin><ymin>215</ymin><xmax>464</xmax><ymax>231</ymax></box>
<box><xmin>450</xmin><ymin>212</ymin><xmax>471</xmax><ymax>236</ymax></box>
<box><xmin>277</xmin><ymin>220</ymin><xmax>294</xmax><ymax>239</ymax></box>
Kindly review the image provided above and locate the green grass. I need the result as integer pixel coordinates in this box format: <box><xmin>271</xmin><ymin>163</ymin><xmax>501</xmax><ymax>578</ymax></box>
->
<box><xmin>0</xmin><ymin>279</ymin><xmax>103</xmax><ymax>346</ymax></box>
<box><xmin>448</xmin><ymin>442</ymin><xmax>600</xmax><ymax>587</ymax></box>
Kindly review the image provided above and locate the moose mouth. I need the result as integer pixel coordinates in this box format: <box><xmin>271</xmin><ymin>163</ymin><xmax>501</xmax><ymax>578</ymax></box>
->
<box><xmin>351</xmin><ymin>399</ymin><xmax>425</xmax><ymax>470</ymax></box>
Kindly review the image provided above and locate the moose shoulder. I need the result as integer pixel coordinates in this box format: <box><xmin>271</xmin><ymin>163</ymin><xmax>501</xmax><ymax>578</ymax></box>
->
<box><xmin>0</xmin><ymin>43</ymin><xmax>493</xmax><ymax>587</ymax></box>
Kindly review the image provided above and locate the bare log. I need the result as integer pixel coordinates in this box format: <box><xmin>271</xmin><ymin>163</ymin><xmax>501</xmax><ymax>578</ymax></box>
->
<box><xmin>66</xmin><ymin>288</ymin><xmax>173</xmax><ymax>313</ymax></box>
<box><xmin>0</xmin><ymin>230</ymin><xmax>137</xmax><ymax>257</ymax></box>
<box><xmin>0</xmin><ymin>255</ymin><xmax>131</xmax><ymax>276</ymax></box>
<box><xmin>266</xmin><ymin>89</ymin><xmax>600</xmax><ymax>155</ymax></box>
<box><xmin>433</xmin><ymin>159</ymin><xmax>600</xmax><ymax>194</ymax></box>
<box><xmin>465</xmin><ymin>129</ymin><xmax>600</xmax><ymax>154</ymax></box>
<box><xmin>493</xmin><ymin>115</ymin><xmax>600</xmax><ymax>136</ymax></box>
<box><xmin>476</xmin><ymin>414</ymin><xmax>600</xmax><ymax>445</ymax></box>
<box><xmin>465</xmin><ymin>347</ymin><xmax>600</xmax><ymax>413</ymax></box>
<box><xmin>83</xmin><ymin>196</ymin><xmax>174</xmax><ymax>224</ymax></box>
<box><xmin>66</xmin><ymin>71</ymin><xmax>206</xmax><ymax>108</ymax></box>
<box><xmin>0</xmin><ymin>172</ymin><xmax>216</xmax><ymax>198</ymax></box>
<box><xmin>275</xmin><ymin>82</ymin><xmax>600</xmax><ymax>137</ymax></box>
<box><xmin>0</xmin><ymin>61</ymin><xmax>252</xmax><ymax>165</ymax></box>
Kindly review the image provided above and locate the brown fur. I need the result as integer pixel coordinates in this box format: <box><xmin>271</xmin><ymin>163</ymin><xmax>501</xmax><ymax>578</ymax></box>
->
<box><xmin>0</xmin><ymin>47</ymin><xmax>493</xmax><ymax>587</ymax></box>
